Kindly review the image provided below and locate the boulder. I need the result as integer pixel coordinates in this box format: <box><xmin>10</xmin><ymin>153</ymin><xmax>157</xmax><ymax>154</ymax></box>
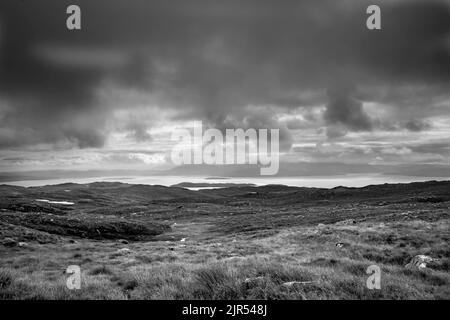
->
<box><xmin>283</xmin><ymin>281</ymin><xmax>316</xmax><ymax>287</ymax></box>
<box><xmin>243</xmin><ymin>276</ymin><xmax>264</xmax><ymax>284</ymax></box>
<box><xmin>117</xmin><ymin>248</ymin><xmax>132</xmax><ymax>254</ymax></box>
<box><xmin>335</xmin><ymin>219</ymin><xmax>356</xmax><ymax>226</ymax></box>
<box><xmin>405</xmin><ymin>255</ymin><xmax>438</xmax><ymax>269</ymax></box>
<box><xmin>1</xmin><ymin>237</ymin><xmax>17</xmax><ymax>247</ymax></box>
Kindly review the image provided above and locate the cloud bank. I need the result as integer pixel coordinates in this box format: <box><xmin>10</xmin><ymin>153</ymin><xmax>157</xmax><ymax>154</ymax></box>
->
<box><xmin>0</xmin><ymin>0</ymin><xmax>449</xmax><ymax>175</ymax></box>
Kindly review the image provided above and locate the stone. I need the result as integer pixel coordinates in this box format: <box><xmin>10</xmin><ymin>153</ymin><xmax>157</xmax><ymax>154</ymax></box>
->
<box><xmin>1</xmin><ymin>238</ymin><xmax>17</xmax><ymax>247</ymax></box>
<box><xmin>283</xmin><ymin>281</ymin><xmax>316</xmax><ymax>287</ymax></box>
<box><xmin>405</xmin><ymin>255</ymin><xmax>438</xmax><ymax>269</ymax></box>
<box><xmin>335</xmin><ymin>219</ymin><xmax>356</xmax><ymax>226</ymax></box>
<box><xmin>244</xmin><ymin>276</ymin><xmax>264</xmax><ymax>283</ymax></box>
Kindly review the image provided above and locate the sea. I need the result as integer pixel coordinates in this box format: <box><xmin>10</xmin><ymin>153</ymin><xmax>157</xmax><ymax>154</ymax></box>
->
<box><xmin>3</xmin><ymin>174</ymin><xmax>449</xmax><ymax>189</ymax></box>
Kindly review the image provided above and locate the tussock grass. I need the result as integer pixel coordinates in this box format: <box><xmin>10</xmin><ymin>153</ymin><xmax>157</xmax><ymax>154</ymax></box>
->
<box><xmin>1</xmin><ymin>218</ymin><xmax>448</xmax><ymax>300</ymax></box>
<box><xmin>89</xmin><ymin>265</ymin><xmax>115</xmax><ymax>276</ymax></box>
<box><xmin>0</xmin><ymin>268</ymin><xmax>14</xmax><ymax>289</ymax></box>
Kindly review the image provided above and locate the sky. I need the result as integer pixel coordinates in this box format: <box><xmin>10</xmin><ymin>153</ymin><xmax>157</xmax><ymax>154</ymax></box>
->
<box><xmin>0</xmin><ymin>0</ymin><xmax>449</xmax><ymax>179</ymax></box>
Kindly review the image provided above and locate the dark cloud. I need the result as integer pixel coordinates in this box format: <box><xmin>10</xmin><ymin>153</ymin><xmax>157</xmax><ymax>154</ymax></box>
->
<box><xmin>409</xmin><ymin>142</ymin><xmax>450</xmax><ymax>155</ymax></box>
<box><xmin>323</xmin><ymin>85</ymin><xmax>374</xmax><ymax>137</ymax></box>
<box><xmin>125</xmin><ymin>121</ymin><xmax>152</xmax><ymax>142</ymax></box>
<box><xmin>404</xmin><ymin>119</ymin><xmax>431</xmax><ymax>132</ymax></box>
<box><xmin>325</xmin><ymin>125</ymin><xmax>349</xmax><ymax>139</ymax></box>
<box><xmin>0</xmin><ymin>0</ymin><xmax>449</xmax><ymax>150</ymax></box>
<box><xmin>223</xmin><ymin>109</ymin><xmax>293</xmax><ymax>152</ymax></box>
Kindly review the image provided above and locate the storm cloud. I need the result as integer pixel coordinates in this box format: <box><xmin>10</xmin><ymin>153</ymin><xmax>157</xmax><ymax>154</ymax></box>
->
<box><xmin>323</xmin><ymin>85</ymin><xmax>374</xmax><ymax>138</ymax></box>
<box><xmin>0</xmin><ymin>0</ymin><xmax>449</xmax><ymax>174</ymax></box>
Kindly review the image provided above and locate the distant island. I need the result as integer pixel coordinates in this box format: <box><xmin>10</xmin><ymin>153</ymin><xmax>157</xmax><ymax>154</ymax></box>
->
<box><xmin>171</xmin><ymin>182</ymin><xmax>256</xmax><ymax>188</ymax></box>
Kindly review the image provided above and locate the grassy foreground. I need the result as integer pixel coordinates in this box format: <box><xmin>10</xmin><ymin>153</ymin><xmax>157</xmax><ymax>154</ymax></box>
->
<box><xmin>1</xmin><ymin>219</ymin><xmax>448</xmax><ymax>299</ymax></box>
<box><xmin>0</xmin><ymin>181</ymin><xmax>449</xmax><ymax>299</ymax></box>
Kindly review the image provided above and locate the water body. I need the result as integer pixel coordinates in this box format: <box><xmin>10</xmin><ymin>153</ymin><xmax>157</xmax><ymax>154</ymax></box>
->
<box><xmin>5</xmin><ymin>174</ymin><xmax>449</xmax><ymax>189</ymax></box>
<box><xmin>35</xmin><ymin>199</ymin><xmax>75</xmax><ymax>205</ymax></box>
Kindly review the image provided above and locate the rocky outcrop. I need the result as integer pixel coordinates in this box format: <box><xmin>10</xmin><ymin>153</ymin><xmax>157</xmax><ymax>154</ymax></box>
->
<box><xmin>405</xmin><ymin>255</ymin><xmax>438</xmax><ymax>269</ymax></box>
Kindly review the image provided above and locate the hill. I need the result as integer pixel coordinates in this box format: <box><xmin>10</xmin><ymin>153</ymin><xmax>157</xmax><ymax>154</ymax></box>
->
<box><xmin>0</xmin><ymin>180</ymin><xmax>449</xmax><ymax>299</ymax></box>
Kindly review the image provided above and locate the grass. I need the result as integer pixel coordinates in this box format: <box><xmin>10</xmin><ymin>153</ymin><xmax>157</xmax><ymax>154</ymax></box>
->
<box><xmin>0</xmin><ymin>181</ymin><xmax>449</xmax><ymax>299</ymax></box>
<box><xmin>89</xmin><ymin>265</ymin><xmax>115</xmax><ymax>276</ymax></box>
<box><xmin>0</xmin><ymin>269</ymin><xmax>14</xmax><ymax>289</ymax></box>
<box><xmin>0</xmin><ymin>218</ymin><xmax>448</xmax><ymax>299</ymax></box>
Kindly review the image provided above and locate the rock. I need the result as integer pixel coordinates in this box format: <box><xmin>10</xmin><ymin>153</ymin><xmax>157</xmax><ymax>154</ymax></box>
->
<box><xmin>335</xmin><ymin>242</ymin><xmax>345</xmax><ymax>248</ymax></box>
<box><xmin>18</xmin><ymin>242</ymin><xmax>28</xmax><ymax>247</ymax></box>
<box><xmin>0</xmin><ymin>211</ymin><xmax>169</xmax><ymax>241</ymax></box>
<box><xmin>242</xmin><ymin>276</ymin><xmax>267</xmax><ymax>290</ymax></box>
<box><xmin>283</xmin><ymin>281</ymin><xmax>316</xmax><ymax>287</ymax></box>
<box><xmin>68</xmin><ymin>239</ymin><xmax>78</xmax><ymax>244</ymax></box>
<box><xmin>118</xmin><ymin>239</ymin><xmax>129</xmax><ymax>244</ymax></box>
<box><xmin>1</xmin><ymin>237</ymin><xmax>17</xmax><ymax>247</ymax></box>
<box><xmin>405</xmin><ymin>255</ymin><xmax>438</xmax><ymax>269</ymax></box>
<box><xmin>117</xmin><ymin>248</ymin><xmax>132</xmax><ymax>254</ymax></box>
<box><xmin>122</xmin><ymin>258</ymin><xmax>136</xmax><ymax>264</ymax></box>
<box><xmin>180</xmin><ymin>238</ymin><xmax>187</xmax><ymax>242</ymax></box>
<box><xmin>416</xmin><ymin>196</ymin><xmax>444</xmax><ymax>203</ymax></box>
<box><xmin>335</xmin><ymin>219</ymin><xmax>356</xmax><ymax>226</ymax></box>
<box><xmin>317</xmin><ymin>223</ymin><xmax>326</xmax><ymax>228</ymax></box>
<box><xmin>244</xmin><ymin>276</ymin><xmax>265</xmax><ymax>283</ymax></box>
<box><xmin>305</xmin><ymin>229</ymin><xmax>319</xmax><ymax>236</ymax></box>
